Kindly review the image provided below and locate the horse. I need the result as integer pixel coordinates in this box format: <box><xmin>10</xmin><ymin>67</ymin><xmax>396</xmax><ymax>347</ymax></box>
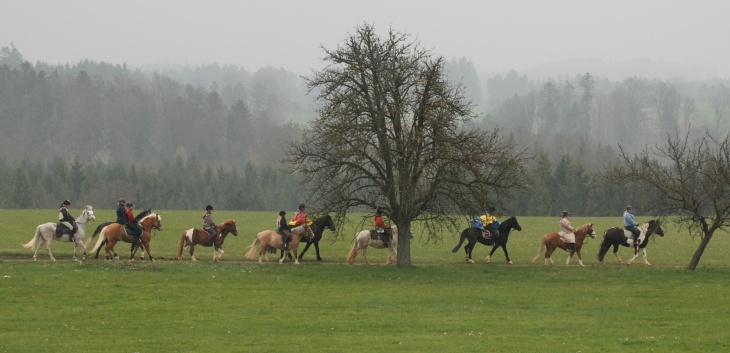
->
<box><xmin>177</xmin><ymin>219</ymin><xmax>238</xmax><ymax>262</ymax></box>
<box><xmin>90</xmin><ymin>209</ymin><xmax>151</xmax><ymax>259</ymax></box>
<box><xmin>346</xmin><ymin>226</ymin><xmax>399</xmax><ymax>265</ymax></box>
<box><xmin>22</xmin><ymin>205</ymin><xmax>96</xmax><ymax>261</ymax></box>
<box><xmin>292</xmin><ymin>214</ymin><xmax>336</xmax><ymax>261</ymax></box>
<box><xmin>87</xmin><ymin>213</ymin><xmax>163</xmax><ymax>261</ymax></box>
<box><xmin>244</xmin><ymin>224</ymin><xmax>315</xmax><ymax>264</ymax></box>
<box><xmin>451</xmin><ymin>216</ymin><xmax>523</xmax><ymax>264</ymax></box>
<box><xmin>597</xmin><ymin>220</ymin><xmax>665</xmax><ymax>266</ymax></box>
<box><xmin>532</xmin><ymin>223</ymin><xmax>596</xmax><ymax>266</ymax></box>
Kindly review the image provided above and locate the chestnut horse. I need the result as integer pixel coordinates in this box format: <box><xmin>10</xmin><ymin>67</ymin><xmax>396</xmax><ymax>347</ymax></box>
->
<box><xmin>90</xmin><ymin>209</ymin><xmax>151</xmax><ymax>260</ymax></box>
<box><xmin>177</xmin><ymin>219</ymin><xmax>238</xmax><ymax>262</ymax></box>
<box><xmin>87</xmin><ymin>213</ymin><xmax>162</xmax><ymax>261</ymax></box>
<box><xmin>597</xmin><ymin>220</ymin><xmax>665</xmax><ymax>266</ymax></box>
<box><xmin>244</xmin><ymin>224</ymin><xmax>314</xmax><ymax>264</ymax></box>
<box><xmin>532</xmin><ymin>223</ymin><xmax>596</xmax><ymax>266</ymax></box>
<box><xmin>346</xmin><ymin>226</ymin><xmax>399</xmax><ymax>265</ymax></box>
<box><xmin>22</xmin><ymin>205</ymin><xmax>96</xmax><ymax>261</ymax></box>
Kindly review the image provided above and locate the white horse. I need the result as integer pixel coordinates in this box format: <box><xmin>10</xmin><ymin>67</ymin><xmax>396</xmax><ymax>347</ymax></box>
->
<box><xmin>346</xmin><ymin>226</ymin><xmax>398</xmax><ymax>265</ymax></box>
<box><xmin>22</xmin><ymin>205</ymin><xmax>96</xmax><ymax>261</ymax></box>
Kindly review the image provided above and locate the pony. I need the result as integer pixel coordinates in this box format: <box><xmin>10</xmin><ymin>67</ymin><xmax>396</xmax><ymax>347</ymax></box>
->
<box><xmin>597</xmin><ymin>220</ymin><xmax>665</xmax><ymax>266</ymax></box>
<box><xmin>244</xmin><ymin>224</ymin><xmax>315</xmax><ymax>264</ymax></box>
<box><xmin>90</xmin><ymin>209</ymin><xmax>151</xmax><ymax>259</ymax></box>
<box><xmin>532</xmin><ymin>223</ymin><xmax>596</xmax><ymax>266</ymax></box>
<box><xmin>290</xmin><ymin>214</ymin><xmax>336</xmax><ymax>261</ymax></box>
<box><xmin>87</xmin><ymin>213</ymin><xmax>162</xmax><ymax>261</ymax></box>
<box><xmin>451</xmin><ymin>216</ymin><xmax>523</xmax><ymax>264</ymax></box>
<box><xmin>346</xmin><ymin>226</ymin><xmax>399</xmax><ymax>265</ymax></box>
<box><xmin>177</xmin><ymin>219</ymin><xmax>238</xmax><ymax>262</ymax></box>
<box><xmin>22</xmin><ymin>205</ymin><xmax>96</xmax><ymax>261</ymax></box>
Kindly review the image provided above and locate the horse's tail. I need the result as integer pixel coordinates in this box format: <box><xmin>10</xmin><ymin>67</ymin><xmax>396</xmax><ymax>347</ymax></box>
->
<box><xmin>597</xmin><ymin>229</ymin><xmax>611</xmax><ymax>262</ymax></box>
<box><xmin>86</xmin><ymin>222</ymin><xmax>110</xmax><ymax>247</ymax></box>
<box><xmin>346</xmin><ymin>235</ymin><xmax>359</xmax><ymax>264</ymax></box>
<box><xmin>451</xmin><ymin>230</ymin><xmax>466</xmax><ymax>253</ymax></box>
<box><xmin>531</xmin><ymin>236</ymin><xmax>546</xmax><ymax>263</ymax></box>
<box><xmin>244</xmin><ymin>236</ymin><xmax>260</xmax><ymax>259</ymax></box>
<box><xmin>177</xmin><ymin>230</ymin><xmax>189</xmax><ymax>259</ymax></box>
<box><xmin>89</xmin><ymin>227</ymin><xmax>108</xmax><ymax>253</ymax></box>
<box><xmin>22</xmin><ymin>226</ymin><xmax>43</xmax><ymax>249</ymax></box>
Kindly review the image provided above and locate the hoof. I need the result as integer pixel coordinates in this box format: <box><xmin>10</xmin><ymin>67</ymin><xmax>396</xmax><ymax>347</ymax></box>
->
<box><xmin>507</xmin><ymin>261</ymin><xmax>513</xmax><ymax>265</ymax></box>
<box><xmin>467</xmin><ymin>259</ymin><xmax>475</xmax><ymax>264</ymax></box>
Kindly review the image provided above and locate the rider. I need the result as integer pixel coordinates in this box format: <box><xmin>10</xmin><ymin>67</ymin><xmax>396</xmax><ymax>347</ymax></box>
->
<box><xmin>203</xmin><ymin>205</ymin><xmax>218</xmax><ymax>244</ymax></box>
<box><xmin>58</xmin><ymin>200</ymin><xmax>77</xmax><ymax>242</ymax></box>
<box><xmin>624</xmin><ymin>206</ymin><xmax>640</xmax><ymax>244</ymax></box>
<box><xmin>115</xmin><ymin>198</ymin><xmax>126</xmax><ymax>224</ymax></box>
<box><xmin>479</xmin><ymin>207</ymin><xmax>499</xmax><ymax>242</ymax></box>
<box><xmin>374</xmin><ymin>207</ymin><xmax>392</xmax><ymax>247</ymax></box>
<box><xmin>124</xmin><ymin>202</ymin><xmax>142</xmax><ymax>244</ymax></box>
<box><xmin>277</xmin><ymin>210</ymin><xmax>292</xmax><ymax>250</ymax></box>
<box><xmin>291</xmin><ymin>203</ymin><xmax>309</xmax><ymax>226</ymax></box>
<box><xmin>559</xmin><ymin>211</ymin><xmax>576</xmax><ymax>252</ymax></box>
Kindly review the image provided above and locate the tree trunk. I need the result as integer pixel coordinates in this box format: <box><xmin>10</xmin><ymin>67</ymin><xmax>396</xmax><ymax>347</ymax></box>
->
<box><xmin>688</xmin><ymin>231</ymin><xmax>714</xmax><ymax>270</ymax></box>
<box><xmin>396</xmin><ymin>224</ymin><xmax>412</xmax><ymax>267</ymax></box>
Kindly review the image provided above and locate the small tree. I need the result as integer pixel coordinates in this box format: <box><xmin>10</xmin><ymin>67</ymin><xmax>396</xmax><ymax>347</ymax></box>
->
<box><xmin>603</xmin><ymin>130</ymin><xmax>730</xmax><ymax>270</ymax></box>
<box><xmin>288</xmin><ymin>23</ymin><xmax>528</xmax><ymax>267</ymax></box>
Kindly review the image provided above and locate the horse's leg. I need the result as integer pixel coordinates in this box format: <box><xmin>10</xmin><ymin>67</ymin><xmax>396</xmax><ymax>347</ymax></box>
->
<box><xmin>486</xmin><ymin>245</ymin><xmax>498</xmax><ymax>263</ymax></box>
<box><xmin>278</xmin><ymin>248</ymin><xmax>289</xmax><ymax>264</ymax></box>
<box><xmin>33</xmin><ymin>238</ymin><xmax>44</xmax><ymax>261</ymax></box>
<box><xmin>292</xmin><ymin>247</ymin><xmax>300</xmax><ymax>265</ymax></box>
<box><xmin>72</xmin><ymin>240</ymin><xmax>78</xmax><ymax>261</ymax></box>
<box><xmin>499</xmin><ymin>245</ymin><xmax>512</xmax><ymax>265</ymax></box>
<box><xmin>642</xmin><ymin>248</ymin><xmax>651</xmax><ymax>266</ymax></box>
<box><xmin>465</xmin><ymin>241</ymin><xmax>475</xmax><ymax>264</ymax></box>
<box><xmin>564</xmin><ymin>251</ymin><xmax>574</xmax><ymax>266</ymax></box>
<box><xmin>362</xmin><ymin>246</ymin><xmax>371</xmax><ymax>266</ymax></box>
<box><xmin>45</xmin><ymin>238</ymin><xmax>55</xmax><ymax>262</ymax></box>
<box><xmin>142</xmin><ymin>243</ymin><xmax>154</xmax><ymax>262</ymax></box>
<box><xmin>574</xmin><ymin>249</ymin><xmax>586</xmax><ymax>267</ymax></box>
<box><xmin>299</xmin><ymin>241</ymin><xmax>311</xmax><ymax>260</ymax></box>
<box><xmin>545</xmin><ymin>246</ymin><xmax>555</xmax><ymax>266</ymax></box>
<box><xmin>190</xmin><ymin>244</ymin><xmax>197</xmax><ymax>262</ymax></box>
<box><xmin>80</xmin><ymin>239</ymin><xmax>87</xmax><ymax>261</ymax></box>
<box><xmin>626</xmin><ymin>247</ymin><xmax>639</xmax><ymax>265</ymax></box>
<box><xmin>314</xmin><ymin>241</ymin><xmax>323</xmax><ymax>261</ymax></box>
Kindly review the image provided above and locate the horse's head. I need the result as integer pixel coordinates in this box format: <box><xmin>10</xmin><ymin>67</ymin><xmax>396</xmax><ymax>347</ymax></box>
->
<box><xmin>321</xmin><ymin>215</ymin><xmax>336</xmax><ymax>232</ymax></box>
<box><xmin>220</xmin><ymin>219</ymin><xmax>238</xmax><ymax>236</ymax></box>
<box><xmin>500</xmin><ymin>216</ymin><xmax>522</xmax><ymax>231</ymax></box>
<box><xmin>81</xmin><ymin>206</ymin><xmax>96</xmax><ymax>223</ymax></box>
<box><xmin>647</xmin><ymin>220</ymin><xmax>665</xmax><ymax>238</ymax></box>
<box><xmin>141</xmin><ymin>213</ymin><xmax>163</xmax><ymax>231</ymax></box>
<box><xmin>585</xmin><ymin>223</ymin><xmax>596</xmax><ymax>239</ymax></box>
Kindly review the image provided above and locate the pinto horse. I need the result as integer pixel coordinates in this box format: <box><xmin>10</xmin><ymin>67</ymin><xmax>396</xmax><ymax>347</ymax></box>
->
<box><xmin>346</xmin><ymin>226</ymin><xmax>399</xmax><ymax>265</ymax></box>
<box><xmin>598</xmin><ymin>220</ymin><xmax>665</xmax><ymax>266</ymax></box>
<box><xmin>90</xmin><ymin>209</ymin><xmax>151</xmax><ymax>259</ymax></box>
<box><xmin>88</xmin><ymin>213</ymin><xmax>162</xmax><ymax>261</ymax></box>
<box><xmin>177</xmin><ymin>219</ymin><xmax>238</xmax><ymax>262</ymax></box>
<box><xmin>297</xmin><ymin>214</ymin><xmax>336</xmax><ymax>261</ymax></box>
<box><xmin>244</xmin><ymin>224</ymin><xmax>314</xmax><ymax>264</ymax></box>
<box><xmin>451</xmin><ymin>216</ymin><xmax>522</xmax><ymax>264</ymax></box>
<box><xmin>532</xmin><ymin>223</ymin><xmax>596</xmax><ymax>266</ymax></box>
<box><xmin>22</xmin><ymin>205</ymin><xmax>96</xmax><ymax>261</ymax></box>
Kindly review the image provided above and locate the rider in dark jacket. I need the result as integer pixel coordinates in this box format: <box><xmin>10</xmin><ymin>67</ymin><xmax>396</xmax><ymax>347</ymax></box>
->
<box><xmin>115</xmin><ymin>198</ymin><xmax>126</xmax><ymax>224</ymax></box>
<box><xmin>277</xmin><ymin>211</ymin><xmax>292</xmax><ymax>250</ymax></box>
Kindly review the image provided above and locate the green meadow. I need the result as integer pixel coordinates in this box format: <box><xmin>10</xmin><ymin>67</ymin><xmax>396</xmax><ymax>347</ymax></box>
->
<box><xmin>1</xmin><ymin>209</ymin><xmax>729</xmax><ymax>352</ymax></box>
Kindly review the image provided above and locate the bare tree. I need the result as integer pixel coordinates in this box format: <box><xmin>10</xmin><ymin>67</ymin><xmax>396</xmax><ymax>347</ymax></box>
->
<box><xmin>604</xmin><ymin>131</ymin><xmax>730</xmax><ymax>270</ymax></box>
<box><xmin>287</xmin><ymin>23</ymin><xmax>528</xmax><ymax>266</ymax></box>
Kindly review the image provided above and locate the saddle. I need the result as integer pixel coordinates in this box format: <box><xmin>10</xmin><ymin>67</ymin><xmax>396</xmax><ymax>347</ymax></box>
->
<box><xmin>369</xmin><ymin>229</ymin><xmax>392</xmax><ymax>243</ymax></box>
<box><xmin>55</xmin><ymin>223</ymin><xmax>70</xmax><ymax>237</ymax></box>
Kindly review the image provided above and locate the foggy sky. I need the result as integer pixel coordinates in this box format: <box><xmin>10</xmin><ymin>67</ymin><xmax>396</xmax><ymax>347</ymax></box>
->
<box><xmin>2</xmin><ymin>0</ymin><xmax>729</xmax><ymax>79</ymax></box>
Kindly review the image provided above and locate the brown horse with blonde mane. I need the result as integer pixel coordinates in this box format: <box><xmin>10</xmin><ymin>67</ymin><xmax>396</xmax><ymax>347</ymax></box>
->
<box><xmin>532</xmin><ymin>223</ymin><xmax>596</xmax><ymax>266</ymax></box>
<box><xmin>178</xmin><ymin>219</ymin><xmax>238</xmax><ymax>262</ymax></box>
<box><xmin>244</xmin><ymin>224</ymin><xmax>314</xmax><ymax>264</ymax></box>
<box><xmin>87</xmin><ymin>213</ymin><xmax>163</xmax><ymax>261</ymax></box>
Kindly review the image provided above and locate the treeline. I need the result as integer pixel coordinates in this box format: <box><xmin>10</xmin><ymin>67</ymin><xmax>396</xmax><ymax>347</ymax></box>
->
<box><xmin>0</xmin><ymin>156</ymin><xmax>305</xmax><ymax>211</ymax></box>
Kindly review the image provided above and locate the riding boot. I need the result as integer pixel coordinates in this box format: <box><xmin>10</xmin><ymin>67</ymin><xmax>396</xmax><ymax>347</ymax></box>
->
<box><xmin>566</xmin><ymin>243</ymin><xmax>574</xmax><ymax>252</ymax></box>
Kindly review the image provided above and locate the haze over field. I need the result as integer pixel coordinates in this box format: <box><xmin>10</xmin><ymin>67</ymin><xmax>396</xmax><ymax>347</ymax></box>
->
<box><xmin>2</xmin><ymin>0</ymin><xmax>729</xmax><ymax>79</ymax></box>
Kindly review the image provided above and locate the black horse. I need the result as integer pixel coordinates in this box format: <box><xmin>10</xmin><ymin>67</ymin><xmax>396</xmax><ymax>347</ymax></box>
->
<box><xmin>91</xmin><ymin>209</ymin><xmax>151</xmax><ymax>259</ymax></box>
<box><xmin>282</xmin><ymin>214</ymin><xmax>336</xmax><ymax>261</ymax></box>
<box><xmin>598</xmin><ymin>220</ymin><xmax>665</xmax><ymax>266</ymax></box>
<box><xmin>452</xmin><ymin>216</ymin><xmax>522</xmax><ymax>264</ymax></box>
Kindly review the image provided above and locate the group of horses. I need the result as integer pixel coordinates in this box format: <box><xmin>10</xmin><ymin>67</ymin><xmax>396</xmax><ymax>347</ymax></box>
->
<box><xmin>21</xmin><ymin>208</ymin><xmax>666</xmax><ymax>266</ymax></box>
<box><xmin>452</xmin><ymin>217</ymin><xmax>666</xmax><ymax>266</ymax></box>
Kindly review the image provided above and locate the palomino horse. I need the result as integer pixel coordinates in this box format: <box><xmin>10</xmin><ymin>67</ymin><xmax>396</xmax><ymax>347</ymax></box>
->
<box><xmin>244</xmin><ymin>224</ymin><xmax>315</xmax><ymax>264</ymax></box>
<box><xmin>598</xmin><ymin>220</ymin><xmax>665</xmax><ymax>266</ymax></box>
<box><xmin>22</xmin><ymin>205</ymin><xmax>96</xmax><ymax>261</ymax></box>
<box><xmin>87</xmin><ymin>213</ymin><xmax>162</xmax><ymax>261</ymax></box>
<box><xmin>177</xmin><ymin>219</ymin><xmax>238</xmax><ymax>262</ymax></box>
<box><xmin>346</xmin><ymin>226</ymin><xmax>399</xmax><ymax>265</ymax></box>
<box><xmin>293</xmin><ymin>214</ymin><xmax>336</xmax><ymax>261</ymax></box>
<box><xmin>90</xmin><ymin>209</ymin><xmax>151</xmax><ymax>259</ymax></box>
<box><xmin>532</xmin><ymin>223</ymin><xmax>596</xmax><ymax>266</ymax></box>
<box><xmin>451</xmin><ymin>216</ymin><xmax>522</xmax><ymax>264</ymax></box>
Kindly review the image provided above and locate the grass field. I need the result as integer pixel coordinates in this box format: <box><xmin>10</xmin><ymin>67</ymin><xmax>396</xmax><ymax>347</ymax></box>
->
<box><xmin>1</xmin><ymin>209</ymin><xmax>729</xmax><ymax>352</ymax></box>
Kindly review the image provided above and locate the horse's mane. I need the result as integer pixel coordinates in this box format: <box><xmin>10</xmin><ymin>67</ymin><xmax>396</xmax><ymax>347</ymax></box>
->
<box><xmin>576</xmin><ymin>223</ymin><xmax>593</xmax><ymax>233</ymax></box>
<box><xmin>219</xmin><ymin>219</ymin><xmax>236</xmax><ymax>226</ymax></box>
<box><xmin>140</xmin><ymin>213</ymin><xmax>160</xmax><ymax>222</ymax></box>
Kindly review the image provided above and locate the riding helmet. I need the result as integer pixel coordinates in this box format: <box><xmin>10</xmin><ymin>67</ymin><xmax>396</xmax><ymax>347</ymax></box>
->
<box><xmin>126</xmin><ymin>202</ymin><xmax>134</xmax><ymax>207</ymax></box>
<box><xmin>299</xmin><ymin>203</ymin><xmax>306</xmax><ymax>209</ymax></box>
<box><xmin>206</xmin><ymin>205</ymin><xmax>213</xmax><ymax>211</ymax></box>
<box><xmin>118</xmin><ymin>198</ymin><xmax>125</xmax><ymax>203</ymax></box>
<box><xmin>62</xmin><ymin>200</ymin><xmax>71</xmax><ymax>206</ymax></box>
<box><xmin>279</xmin><ymin>210</ymin><xmax>286</xmax><ymax>216</ymax></box>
